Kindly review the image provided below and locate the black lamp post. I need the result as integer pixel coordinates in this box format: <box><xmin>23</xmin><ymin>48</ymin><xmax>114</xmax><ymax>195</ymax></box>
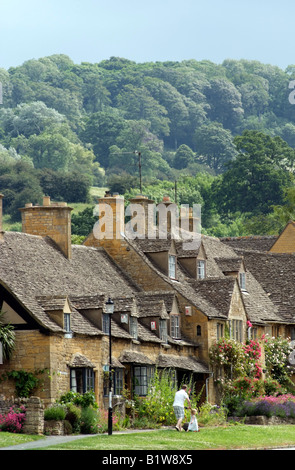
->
<box><xmin>105</xmin><ymin>297</ymin><xmax>114</xmax><ymax>435</ymax></box>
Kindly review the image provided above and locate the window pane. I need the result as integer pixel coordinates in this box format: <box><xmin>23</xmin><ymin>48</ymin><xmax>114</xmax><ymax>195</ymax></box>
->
<box><xmin>169</xmin><ymin>255</ymin><xmax>176</xmax><ymax>278</ymax></box>
<box><xmin>130</xmin><ymin>317</ymin><xmax>138</xmax><ymax>339</ymax></box>
<box><xmin>103</xmin><ymin>314</ymin><xmax>110</xmax><ymax>334</ymax></box>
<box><xmin>197</xmin><ymin>260</ymin><xmax>205</xmax><ymax>279</ymax></box>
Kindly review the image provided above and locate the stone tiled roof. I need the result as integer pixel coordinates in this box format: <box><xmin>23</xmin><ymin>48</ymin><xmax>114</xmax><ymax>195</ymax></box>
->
<box><xmin>0</xmin><ymin>231</ymin><xmax>137</xmax><ymax>333</ymax></box>
<box><xmin>215</xmin><ymin>257</ymin><xmax>244</xmax><ymax>273</ymax></box>
<box><xmin>157</xmin><ymin>354</ymin><xmax>209</xmax><ymax>373</ymax></box>
<box><xmin>119</xmin><ymin>350</ymin><xmax>156</xmax><ymax>365</ymax></box>
<box><xmin>238</xmin><ymin>251</ymin><xmax>295</xmax><ymax>323</ymax></box>
<box><xmin>220</xmin><ymin>236</ymin><xmax>277</xmax><ymax>252</ymax></box>
<box><xmin>187</xmin><ymin>278</ymin><xmax>235</xmax><ymax>319</ymax></box>
<box><xmin>130</xmin><ymin>232</ymin><xmax>286</xmax><ymax>325</ymax></box>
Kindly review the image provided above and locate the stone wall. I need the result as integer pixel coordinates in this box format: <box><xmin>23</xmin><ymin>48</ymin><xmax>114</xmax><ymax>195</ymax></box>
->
<box><xmin>22</xmin><ymin>396</ymin><xmax>44</xmax><ymax>435</ymax></box>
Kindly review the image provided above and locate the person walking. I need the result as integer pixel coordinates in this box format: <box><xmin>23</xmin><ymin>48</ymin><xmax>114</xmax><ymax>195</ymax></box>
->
<box><xmin>173</xmin><ymin>384</ymin><xmax>191</xmax><ymax>431</ymax></box>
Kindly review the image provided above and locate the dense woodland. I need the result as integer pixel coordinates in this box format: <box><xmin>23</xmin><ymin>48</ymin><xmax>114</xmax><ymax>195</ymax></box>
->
<box><xmin>1</xmin><ymin>54</ymin><xmax>295</xmax><ymax>236</ymax></box>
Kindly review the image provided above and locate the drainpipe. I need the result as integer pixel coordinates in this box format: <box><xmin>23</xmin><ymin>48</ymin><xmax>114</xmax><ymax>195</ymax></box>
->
<box><xmin>206</xmin><ymin>372</ymin><xmax>214</xmax><ymax>402</ymax></box>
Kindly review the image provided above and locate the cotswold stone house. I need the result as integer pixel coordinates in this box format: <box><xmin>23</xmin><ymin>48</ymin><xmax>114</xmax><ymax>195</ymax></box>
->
<box><xmin>0</xmin><ymin>192</ymin><xmax>293</xmax><ymax>408</ymax></box>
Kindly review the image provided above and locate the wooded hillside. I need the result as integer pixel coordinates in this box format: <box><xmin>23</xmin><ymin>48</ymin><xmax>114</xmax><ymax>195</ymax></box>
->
<box><xmin>1</xmin><ymin>54</ymin><xmax>295</xmax><ymax>235</ymax></box>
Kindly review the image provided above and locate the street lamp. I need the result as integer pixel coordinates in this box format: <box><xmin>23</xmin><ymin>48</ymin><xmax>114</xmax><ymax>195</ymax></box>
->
<box><xmin>105</xmin><ymin>297</ymin><xmax>114</xmax><ymax>435</ymax></box>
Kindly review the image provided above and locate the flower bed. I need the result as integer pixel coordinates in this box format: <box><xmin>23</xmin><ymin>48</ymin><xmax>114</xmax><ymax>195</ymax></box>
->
<box><xmin>235</xmin><ymin>394</ymin><xmax>295</xmax><ymax>420</ymax></box>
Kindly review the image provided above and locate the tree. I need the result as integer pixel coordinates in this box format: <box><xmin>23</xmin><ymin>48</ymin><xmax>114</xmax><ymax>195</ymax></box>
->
<box><xmin>79</xmin><ymin>110</ymin><xmax>126</xmax><ymax>168</ymax></box>
<box><xmin>212</xmin><ymin>130</ymin><xmax>293</xmax><ymax>215</ymax></box>
<box><xmin>116</xmin><ymin>84</ymin><xmax>170</xmax><ymax>137</ymax></box>
<box><xmin>173</xmin><ymin>144</ymin><xmax>195</xmax><ymax>170</ymax></box>
<box><xmin>204</xmin><ymin>78</ymin><xmax>244</xmax><ymax>131</ymax></box>
<box><xmin>194</xmin><ymin>122</ymin><xmax>237</xmax><ymax>173</ymax></box>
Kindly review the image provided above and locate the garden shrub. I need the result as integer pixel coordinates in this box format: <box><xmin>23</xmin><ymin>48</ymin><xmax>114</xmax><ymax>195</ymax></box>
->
<box><xmin>0</xmin><ymin>405</ymin><xmax>26</xmax><ymax>433</ymax></box>
<box><xmin>80</xmin><ymin>406</ymin><xmax>99</xmax><ymax>434</ymax></box>
<box><xmin>65</xmin><ymin>402</ymin><xmax>82</xmax><ymax>433</ymax></box>
<box><xmin>198</xmin><ymin>403</ymin><xmax>227</xmax><ymax>427</ymax></box>
<box><xmin>264</xmin><ymin>336</ymin><xmax>294</xmax><ymax>390</ymax></box>
<box><xmin>44</xmin><ymin>404</ymin><xmax>67</xmax><ymax>421</ymax></box>
<box><xmin>58</xmin><ymin>390</ymin><xmax>98</xmax><ymax>409</ymax></box>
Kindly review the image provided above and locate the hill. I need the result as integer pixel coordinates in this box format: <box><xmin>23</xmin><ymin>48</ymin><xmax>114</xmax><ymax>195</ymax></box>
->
<box><xmin>1</xmin><ymin>55</ymin><xmax>295</xmax><ymax>236</ymax></box>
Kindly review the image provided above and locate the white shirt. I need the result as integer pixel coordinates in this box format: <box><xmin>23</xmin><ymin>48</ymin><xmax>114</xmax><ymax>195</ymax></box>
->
<box><xmin>173</xmin><ymin>389</ymin><xmax>189</xmax><ymax>407</ymax></box>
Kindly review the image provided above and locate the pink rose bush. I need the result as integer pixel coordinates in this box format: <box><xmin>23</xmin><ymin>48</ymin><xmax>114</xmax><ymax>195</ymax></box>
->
<box><xmin>0</xmin><ymin>405</ymin><xmax>26</xmax><ymax>433</ymax></box>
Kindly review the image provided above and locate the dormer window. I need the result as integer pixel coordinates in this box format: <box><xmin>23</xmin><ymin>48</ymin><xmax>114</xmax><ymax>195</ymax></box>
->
<box><xmin>169</xmin><ymin>255</ymin><xmax>176</xmax><ymax>279</ymax></box>
<box><xmin>64</xmin><ymin>313</ymin><xmax>72</xmax><ymax>338</ymax></box>
<box><xmin>160</xmin><ymin>319</ymin><xmax>168</xmax><ymax>343</ymax></box>
<box><xmin>239</xmin><ymin>272</ymin><xmax>246</xmax><ymax>290</ymax></box>
<box><xmin>130</xmin><ymin>316</ymin><xmax>138</xmax><ymax>339</ymax></box>
<box><xmin>103</xmin><ymin>313</ymin><xmax>110</xmax><ymax>334</ymax></box>
<box><xmin>170</xmin><ymin>314</ymin><xmax>180</xmax><ymax>339</ymax></box>
<box><xmin>197</xmin><ymin>260</ymin><xmax>205</xmax><ymax>279</ymax></box>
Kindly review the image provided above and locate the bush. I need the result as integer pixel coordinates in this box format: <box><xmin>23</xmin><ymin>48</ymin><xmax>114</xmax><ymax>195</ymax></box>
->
<box><xmin>65</xmin><ymin>403</ymin><xmax>81</xmax><ymax>433</ymax></box>
<box><xmin>58</xmin><ymin>390</ymin><xmax>98</xmax><ymax>409</ymax></box>
<box><xmin>80</xmin><ymin>406</ymin><xmax>99</xmax><ymax>434</ymax></box>
<box><xmin>0</xmin><ymin>405</ymin><xmax>26</xmax><ymax>433</ymax></box>
<box><xmin>198</xmin><ymin>403</ymin><xmax>227</xmax><ymax>427</ymax></box>
<box><xmin>44</xmin><ymin>404</ymin><xmax>67</xmax><ymax>421</ymax></box>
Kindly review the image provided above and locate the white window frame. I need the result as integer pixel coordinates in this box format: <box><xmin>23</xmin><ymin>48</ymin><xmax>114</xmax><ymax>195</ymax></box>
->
<box><xmin>197</xmin><ymin>259</ymin><xmax>205</xmax><ymax>279</ymax></box>
<box><xmin>130</xmin><ymin>316</ymin><xmax>138</xmax><ymax>339</ymax></box>
<box><xmin>160</xmin><ymin>319</ymin><xmax>168</xmax><ymax>343</ymax></box>
<box><xmin>170</xmin><ymin>314</ymin><xmax>180</xmax><ymax>339</ymax></box>
<box><xmin>168</xmin><ymin>255</ymin><xmax>176</xmax><ymax>279</ymax></box>
<box><xmin>239</xmin><ymin>272</ymin><xmax>246</xmax><ymax>290</ymax></box>
<box><xmin>103</xmin><ymin>313</ymin><xmax>110</xmax><ymax>334</ymax></box>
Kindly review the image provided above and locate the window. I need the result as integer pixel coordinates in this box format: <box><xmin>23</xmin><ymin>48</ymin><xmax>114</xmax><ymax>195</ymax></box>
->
<box><xmin>170</xmin><ymin>315</ymin><xmax>180</xmax><ymax>339</ymax></box>
<box><xmin>196</xmin><ymin>325</ymin><xmax>202</xmax><ymax>336</ymax></box>
<box><xmin>70</xmin><ymin>368</ymin><xmax>94</xmax><ymax>394</ymax></box>
<box><xmin>168</xmin><ymin>255</ymin><xmax>176</xmax><ymax>279</ymax></box>
<box><xmin>217</xmin><ymin>322</ymin><xmax>224</xmax><ymax>340</ymax></box>
<box><xmin>133</xmin><ymin>366</ymin><xmax>154</xmax><ymax>396</ymax></box>
<box><xmin>229</xmin><ymin>319</ymin><xmax>243</xmax><ymax>342</ymax></box>
<box><xmin>160</xmin><ymin>319</ymin><xmax>168</xmax><ymax>343</ymax></box>
<box><xmin>239</xmin><ymin>272</ymin><xmax>246</xmax><ymax>290</ymax></box>
<box><xmin>103</xmin><ymin>368</ymin><xmax>124</xmax><ymax>396</ymax></box>
<box><xmin>197</xmin><ymin>260</ymin><xmax>205</xmax><ymax>279</ymax></box>
<box><xmin>250</xmin><ymin>327</ymin><xmax>257</xmax><ymax>340</ymax></box>
<box><xmin>130</xmin><ymin>317</ymin><xmax>138</xmax><ymax>339</ymax></box>
<box><xmin>64</xmin><ymin>313</ymin><xmax>72</xmax><ymax>338</ymax></box>
<box><xmin>103</xmin><ymin>313</ymin><xmax>110</xmax><ymax>334</ymax></box>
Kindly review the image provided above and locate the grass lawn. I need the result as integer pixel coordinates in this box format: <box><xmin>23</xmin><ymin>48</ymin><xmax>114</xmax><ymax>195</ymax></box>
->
<box><xmin>15</xmin><ymin>425</ymin><xmax>295</xmax><ymax>451</ymax></box>
<box><xmin>0</xmin><ymin>431</ymin><xmax>45</xmax><ymax>447</ymax></box>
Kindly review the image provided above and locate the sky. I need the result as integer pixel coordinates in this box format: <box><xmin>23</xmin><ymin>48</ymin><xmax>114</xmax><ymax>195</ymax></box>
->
<box><xmin>0</xmin><ymin>0</ymin><xmax>295</xmax><ymax>70</ymax></box>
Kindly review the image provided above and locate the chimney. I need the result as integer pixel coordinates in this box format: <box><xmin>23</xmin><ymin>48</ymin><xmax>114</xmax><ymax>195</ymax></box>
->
<box><xmin>127</xmin><ymin>194</ymin><xmax>155</xmax><ymax>238</ymax></box>
<box><xmin>93</xmin><ymin>192</ymin><xmax>125</xmax><ymax>240</ymax></box>
<box><xmin>157</xmin><ymin>195</ymin><xmax>179</xmax><ymax>237</ymax></box>
<box><xmin>20</xmin><ymin>196</ymin><xmax>73</xmax><ymax>259</ymax></box>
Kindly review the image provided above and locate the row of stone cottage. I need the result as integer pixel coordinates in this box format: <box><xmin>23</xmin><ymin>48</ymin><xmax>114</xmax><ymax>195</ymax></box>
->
<box><xmin>0</xmin><ymin>191</ymin><xmax>295</xmax><ymax>409</ymax></box>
